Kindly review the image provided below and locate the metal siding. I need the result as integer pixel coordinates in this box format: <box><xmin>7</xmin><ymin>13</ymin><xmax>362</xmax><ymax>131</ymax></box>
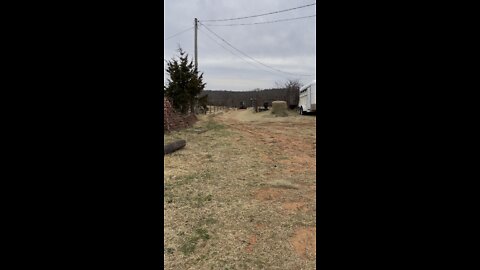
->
<box><xmin>311</xmin><ymin>83</ymin><xmax>316</xmax><ymax>104</ymax></box>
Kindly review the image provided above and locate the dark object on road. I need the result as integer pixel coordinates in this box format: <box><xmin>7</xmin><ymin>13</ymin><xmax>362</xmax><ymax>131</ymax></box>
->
<box><xmin>164</xmin><ymin>140</ymin><xmax>186</xmax><ymax>155</ymax></box>
<box><xmin>263</xmin><ymin>102</ymin><xmax>268</xmax><ymax>110</ymax></box>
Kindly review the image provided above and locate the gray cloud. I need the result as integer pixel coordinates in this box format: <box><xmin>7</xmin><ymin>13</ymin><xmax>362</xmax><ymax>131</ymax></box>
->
<box><xmin>164</xmin><ymin>0</ymin><xmax>316</xmax><ymax>91</ymax></box>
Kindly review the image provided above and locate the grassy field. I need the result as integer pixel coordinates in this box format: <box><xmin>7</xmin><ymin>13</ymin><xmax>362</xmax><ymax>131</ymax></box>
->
<box><xmin>164</xmin><ymin>109</ymin><xmax>316</xmax><ymax>269</ymax></box>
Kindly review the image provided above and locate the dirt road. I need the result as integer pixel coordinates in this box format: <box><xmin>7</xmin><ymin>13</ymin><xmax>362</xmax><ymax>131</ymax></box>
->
<box><xmin>164</xmin><ymin>109</ymin><xmax>316</xmax><ymax>269</ymax></box>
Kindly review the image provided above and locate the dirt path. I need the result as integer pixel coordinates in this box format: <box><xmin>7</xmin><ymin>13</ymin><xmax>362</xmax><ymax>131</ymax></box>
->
<box><xmin>164</xmin><ymin>109</ymin><xmax>316</xmax><ymax>269</ymax></box>
<box><xmin>216</xmin><ymin>110</ymin><xmax>316</xmax><ymax>176</ymax></box>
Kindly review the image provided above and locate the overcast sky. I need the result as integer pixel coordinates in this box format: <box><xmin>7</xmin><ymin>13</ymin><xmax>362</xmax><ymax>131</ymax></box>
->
<box><xmin>164</xmin><ymin>0</ymin><xmax>316</xmax><ymax>91</ymax></box>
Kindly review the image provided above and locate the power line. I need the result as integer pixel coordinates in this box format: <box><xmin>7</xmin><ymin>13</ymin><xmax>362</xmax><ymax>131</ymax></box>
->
<box><xmin>200</xmin><ymin>22</ymin><xmax>313</xmax><ymax>77</ymax></box>
<box><xmin>199</xmin><ymin>28</ymin><xmax>283</xmax><ymax>77</ymax></box>
<box><xmin>204</xmin><ymin>14</ymin><xmax>316</xmax><ymax>26</ymax></box>
<box><xmin>201</xmin><ymin>2</ymin><xmax>316</xmax><ymax>22</ymax></box>
<box><xmin>164</xmin><ymin>26</ymin><xmax>194</xmax><ymax>41</ymax></box>
<box><xmin>199</xmin><ymin>22</ymin><xmax>313</xmax><ymax>77</ymax></box>
<box><xmin>199</xmin><ymin>28</ymin><xmax>240</xmax><ymax>59</ymax></box>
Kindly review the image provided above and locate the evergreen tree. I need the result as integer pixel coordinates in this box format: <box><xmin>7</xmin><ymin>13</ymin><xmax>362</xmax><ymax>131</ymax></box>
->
<box><xmin>165</xmin><ymin>47</ymin><xmax>206</xmax><ymax>114</ymax></box>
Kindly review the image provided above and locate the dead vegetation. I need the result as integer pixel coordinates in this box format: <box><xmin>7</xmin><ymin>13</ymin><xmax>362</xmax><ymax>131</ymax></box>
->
<box><xmin>164</xmin><ymin>109</ymin><xmax>316</xmax><ymax>269</ymax></box>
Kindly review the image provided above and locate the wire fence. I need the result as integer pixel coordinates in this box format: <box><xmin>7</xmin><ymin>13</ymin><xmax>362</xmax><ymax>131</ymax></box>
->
<box><xmin>204</xmin><ymin>105</ymin><xmax>239</xmax><ymax>114</ymax></box>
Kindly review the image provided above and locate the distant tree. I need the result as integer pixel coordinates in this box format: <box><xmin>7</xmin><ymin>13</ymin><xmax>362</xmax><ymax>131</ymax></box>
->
<box><xmin>275</xmin><ymin>79</ymin><xmax>302</xmax><ymax>108</ymax></box>
<box><xmin>275</xmin><ymin>79</ymin><xmax>302</xmax><ymax>90</ymax></box>
<box><xmin>164</xmin><ymin>47</ymin><xmax>206</xmax><ymax>114</ymax></box>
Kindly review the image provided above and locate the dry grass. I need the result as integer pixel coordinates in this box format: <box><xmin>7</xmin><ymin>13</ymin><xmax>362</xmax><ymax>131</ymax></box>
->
<box><xmin>267</xmin><ymin>179</ymin><xmax>299</xmax><ymax>189</ymax></box>
<box><xmin>164</xmin><ymin>110</ymin><xmax>316</xmax><ymax>269</ymax></box>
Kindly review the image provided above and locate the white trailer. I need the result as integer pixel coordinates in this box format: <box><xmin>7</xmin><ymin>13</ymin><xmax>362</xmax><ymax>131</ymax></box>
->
<box><xmin>298</xmin><ymin>80</ymin><xmax>316</xmax><ymax>115</ymax></box>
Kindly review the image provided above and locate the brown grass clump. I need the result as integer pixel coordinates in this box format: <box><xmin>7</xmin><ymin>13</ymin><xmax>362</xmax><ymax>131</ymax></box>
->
<box><xmin>267</xmin><ymin>179</ymin><xmax>299</xmax><ymax>189</ymax></box>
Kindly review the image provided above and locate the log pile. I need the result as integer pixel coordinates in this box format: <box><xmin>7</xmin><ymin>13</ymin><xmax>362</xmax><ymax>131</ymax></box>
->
<box><xmin>164</xmin><ymin>98</ymin><xmax>198</xmax><ymax>132</ymax></box>
<box><xmin>164</xmin><ymin>98</ymin><xmax>173</xmax><ymax>131</ymax></box>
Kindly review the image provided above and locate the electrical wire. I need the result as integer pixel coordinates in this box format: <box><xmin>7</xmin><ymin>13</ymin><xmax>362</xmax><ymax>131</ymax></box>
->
<box><xmin>200</xmin><ymin>22</ymin><xmax>313</xmax><ymax>77</ymax></box>
<box><xmin>164</xmin><ymin>26</ymin><xmax>194</xmax><ymax>41</ymax></box>
<box><xmin>199</xmin><ymin>28</ymin><xmax>241</xmax><ymax>59</ymax></box>
<box><xmin>201</xmin><ymin>2</ymin><xmax>316</xmax><ymax>22</ymax></box>
<box><xmin>204</xmin><ymin>14</ymin><xmax>316</xmax><ymax>26</ymax></box>
<box><xmin>199</xmin><ymin>22</ymin><xmax>313</xmax><ymax>77</ymax></box>
<box><xmin>199</xmin><ymin>28</ymin><xmax>285</xmax><ymax>77</ymax></box>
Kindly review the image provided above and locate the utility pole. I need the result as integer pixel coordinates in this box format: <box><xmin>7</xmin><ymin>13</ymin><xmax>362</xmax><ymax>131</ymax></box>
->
<box><xmin>194</xmin><ymin>18</ymin><xmax>198</xmax><ymax>69</ymax></box>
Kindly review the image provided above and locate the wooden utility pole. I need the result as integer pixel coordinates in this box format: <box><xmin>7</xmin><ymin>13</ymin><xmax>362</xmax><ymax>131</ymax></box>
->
<box><xmin>194</xmin><ymin>18</ymin><xmax>198</xmax><ymax>69</ymax></box>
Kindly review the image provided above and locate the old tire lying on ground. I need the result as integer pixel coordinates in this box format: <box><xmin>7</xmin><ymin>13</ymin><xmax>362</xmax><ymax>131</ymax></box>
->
<box><xmin>164</xmin><ymin>140</ymin><xmax>186</xmax><ymax>155</ymax></box>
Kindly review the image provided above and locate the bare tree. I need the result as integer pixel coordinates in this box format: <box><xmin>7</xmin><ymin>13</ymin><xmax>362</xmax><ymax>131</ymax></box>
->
<box><xmin>275</xmin><ymin>79</ymin><xmax>302</xmax><ymax>108</ymax></box>
<box><xmin>284</xmin><ymin>79</ymin><xmax>302</xmax><ymax>90</ymax></box>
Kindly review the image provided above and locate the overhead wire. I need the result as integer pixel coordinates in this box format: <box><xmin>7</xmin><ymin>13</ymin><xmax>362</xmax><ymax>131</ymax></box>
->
<box><xmin>164</xmin><ymin>26</ymin><xmax>194</xmax><ymax>41</ymax></box>
<box><xmin>203</xmin><ymin>14</ymin><xmax>316</xmax><ymax>26</ymax></box>
<box><xmin>201</xmin><ymin>2</ymin><xmax>316</xmax><ymax>22</ymax></box>
<box><xmin>198</xmin><ymin>27</ymin><xmax>286</xmax><ymax>77</ymax></box>
<box><xmin>199</xmin><ymin>22</ymin><xmax>313</xmax><ymax>77</ymax></box>
<box><xmin>198</xmin><ymin>28</ymin><xmax>241</xmax><ymax>59</ymax></box>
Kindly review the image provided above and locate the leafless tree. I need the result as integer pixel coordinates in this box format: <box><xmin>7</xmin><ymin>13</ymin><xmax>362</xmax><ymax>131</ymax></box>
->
<box><xmin>275</xmin><ymin>79</ymin><xmax>302</xmax><ymax>108</ymax></box>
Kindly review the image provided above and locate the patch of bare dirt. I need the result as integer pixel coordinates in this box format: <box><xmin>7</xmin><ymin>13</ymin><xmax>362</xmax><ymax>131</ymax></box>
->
<box><xmin>282</xmin><ymin>202</ymin><xmax>306</xmax><ymax>212</ymax></box>
<box><xmin>255</xmin><ymin>223</ymin><xmax>266</xmax><ymax>230</ymax></box>
<box><xmin>290</xmin><ymin>227</ymin><xmax>316</xmax><ymax>259</ymax></box>
<box><xmin>245</xmin><ymin>234</ymin><xmax>257</xmax><ymax>253</ymax></box>
<box><xmin>254</xmin><ymin>188</ymin><xmax>285</xmax><ymax>201</ymax></box>
<box><xmin>278</xmin><ymin>155</ymin><xmax>316</xmax><ymax>174</ymax></box>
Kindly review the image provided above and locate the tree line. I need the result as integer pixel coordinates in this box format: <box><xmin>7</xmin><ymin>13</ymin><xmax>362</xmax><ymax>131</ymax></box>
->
<box><xmin>164</xmin><ymin>46</ymin><xmax>303</xmax><ymax>114</ymax></box>
<box><xmin>200</xmin><ymin>87</ymin><xmax>300</xmax><ymax>109</ymax></box>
